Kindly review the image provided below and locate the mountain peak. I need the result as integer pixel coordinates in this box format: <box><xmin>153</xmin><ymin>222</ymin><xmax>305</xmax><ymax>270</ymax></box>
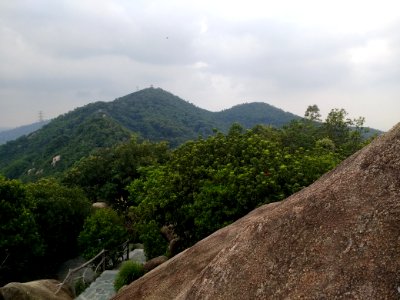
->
<box><xmin>0</xmin><ymin>89</ymin><xmax>300</xmax><ymax>179</ymax></box>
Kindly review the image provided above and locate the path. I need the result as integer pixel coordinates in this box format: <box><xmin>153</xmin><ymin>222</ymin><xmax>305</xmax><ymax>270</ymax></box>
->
<box><xmin>75</xmin><ymin>249</ymin><xmax>145</xmax><ymax>300</ymax></box>
<box><xmin>75</xmin><ymin>270</ymin><xmax>118</xmax><ymax>300</ymax></box>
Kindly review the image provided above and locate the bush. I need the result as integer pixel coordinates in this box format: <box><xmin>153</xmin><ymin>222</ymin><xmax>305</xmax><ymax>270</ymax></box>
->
<box><xmin>138</xmin><ymin>220</ymin><xmax>168</xmax><ymax>260</ymax></box>
<box><xmin>114</xmin><ymin>260</ymin><xmax>144</xmax><ymax>291</ymax></box>
<box><xmin>78</xmin><ymin>208</ymin><xmax>128</xmax><ymax>264</ymax></box>
<box><xmin>74</xmin><ymin>278</ymin><xmax>90</xmax><ymax>296</ymax></box>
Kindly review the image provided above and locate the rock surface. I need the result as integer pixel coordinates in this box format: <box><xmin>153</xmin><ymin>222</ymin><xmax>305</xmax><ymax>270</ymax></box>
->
<box><xmin>143</xmin><ymin>256</ymin><xmax>168</xmax><ymax>273</ymax></box>
<box><xmin>0</xmin><ymin>279</ymin><xmax>73</xmax><ymax>300</ymax></box>
<box><xmin>112</xmin><ymin>123</ymin><xmax>400</xmax><ymax>300</ymax></box>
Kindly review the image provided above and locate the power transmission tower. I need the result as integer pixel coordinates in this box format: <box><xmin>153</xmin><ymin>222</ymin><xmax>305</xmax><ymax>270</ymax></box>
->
<box><xmin>38</xmin><ymin>111</ymin><xmax>44</xmax><ymax>122</ymax></box>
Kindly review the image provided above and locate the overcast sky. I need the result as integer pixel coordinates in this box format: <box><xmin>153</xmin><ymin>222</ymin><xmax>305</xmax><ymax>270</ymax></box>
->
<box><xmin>1</xmin><ymin>0</ymin><xmax>399</xmax><ymax>131</ymax></box>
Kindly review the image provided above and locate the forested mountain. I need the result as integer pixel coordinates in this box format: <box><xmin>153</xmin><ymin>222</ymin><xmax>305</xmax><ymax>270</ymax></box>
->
<box><xmin>0</xmin><ymin>87</ymin><xmax>300</xmax><ymax>180</ymax></box>
<box><xmin>0</xmin><ymin>94</ymin><xmax>377</xmax><ymax>287</ymax></box>
<box><xmin>0</xmin><ymin>120</ymin><xmax>49</xmax><ymax>145</ymax></box>
<box><xmin>215</xmin><ymin>102</ymin><xmax>299</xmax><ymax>132</ymax></box>
<box><xmin>0</xmin><ymin>111</ymin><xmax>132</xmax><ymax>180</ymax></box>
<box><xmin>103</xmin><ymin>88</ymin><xmax>219</xmax><ymax>145</ymax></box>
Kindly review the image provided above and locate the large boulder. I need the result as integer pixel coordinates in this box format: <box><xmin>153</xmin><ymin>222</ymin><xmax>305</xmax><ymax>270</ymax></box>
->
<box><xmin>112</xmin><ymin>123</ymin><xmax>400</xmax><ymax>299</ymax></box>
<box><xmin>0</xmin><ymin>279</ymin><xmax>73</xmax><ymax>300</ymax></box>
<box><xmin>143</xmin><ymin>256</ymin><xmax>168</xmax><ymax>273</ymax></box>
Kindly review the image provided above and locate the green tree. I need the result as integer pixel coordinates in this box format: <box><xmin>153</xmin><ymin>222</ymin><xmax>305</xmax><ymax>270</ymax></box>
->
<box><xmin>0</xmin><ymin>176</ymin><xmax>43</xmax><ymax>285</ymax></box>
<box><xmin>323</xmin><ymin>108</ymin><xmax>367</xmax><ymax>157</ymax></box>
<box><xmin>323</xmin><ymin>108</ymin><xmax>352</xmax><ymax>146</ymax></box>
<box><xmin>127</xmin><ymin>123</ymin><xmax>342</xmax><ymax>251</ymax></box>
<box><xmin>63</xmin><ymin>137</ymin><xmax>170</xmax><ymax>211</ymax></box>
<box><xmin>282</xmin><ymin>105</ymin><xmax>322</xmax><ymax>150</ymax></box>
<box><xmin>126</xmin><ymin>107</ymin><xmax>369</xmax><ymax>258</ymax></box>
<box><xmin>26</xmin><ymin>179</ymin><xmax>91</xmax><ymax>272</ymax></box>
<box><xmin>304</xmin><ymin>104</ymin><xmax>322</xmax><ymax>121</ymax></box>
<box><xmin>78</xmin><ymin>208</ymin><xmax>128</xmax><ymax>264</ymax></box>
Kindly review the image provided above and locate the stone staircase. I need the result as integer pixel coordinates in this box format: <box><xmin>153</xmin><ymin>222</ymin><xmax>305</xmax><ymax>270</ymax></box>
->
<box><xmin>75</xmin><ymin>249</ymin><xmax>145</xmax><ymax>300</ymax></box>
<box><xmin>75</xmin><ymin>270</ymin><xmax>118</xmax><ymax>300</ymax></box>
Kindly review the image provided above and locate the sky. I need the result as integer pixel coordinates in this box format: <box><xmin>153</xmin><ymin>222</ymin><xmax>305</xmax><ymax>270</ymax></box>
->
<box><xmin>0</xmin><ymin>0</ymin><xmax>399</xmax><ymax>131</ymax></box>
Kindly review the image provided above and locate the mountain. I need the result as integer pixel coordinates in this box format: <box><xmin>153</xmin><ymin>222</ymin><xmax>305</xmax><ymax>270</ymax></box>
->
<box><xmin>0</xmin><ymin>121</ymin><xmax>50</xmax><ymax>145</ymax></box>
<box><xmin>0</xmin><ymin>87</ymin><xmax>300</xmax><ymax>180</ymax></box>
<box><xmin>0</xmin><ymin>110</ymin><xmax>132</xmax><ymax>180</ymax></box>
<box><xmin>113</xmin><ymin>123</ymin><xmax>400</xmax><ymax>300</ymax></box>
<box><xmin>215</xmin><ymin>102</ymin><xmax>298</xmax><ymax>132</ymax></box>
<box><xmin>101</xmin><ymin>88</ymin><xmax>220</xmax><ymax>145</ymax></box>
<box><xmin>101</xmin><ymin>88</ymin><xmax>300</xmax><ymax>144</ymax></box>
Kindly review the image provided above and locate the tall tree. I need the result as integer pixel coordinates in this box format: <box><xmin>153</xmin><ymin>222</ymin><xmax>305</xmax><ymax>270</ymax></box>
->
<box><xmin>0</xmin><ymin>176</ymin><xmax>43</xmax><ymax>285</ymax></box>
<box><xmin>26</xmin><ymin>179</ymin><xmax>91</xmax><ymax>273</ymax></box>
<box><xmin>304</xmin><ymin>104</ymin><xmax>322</xmax><ymax>121</ymax></box>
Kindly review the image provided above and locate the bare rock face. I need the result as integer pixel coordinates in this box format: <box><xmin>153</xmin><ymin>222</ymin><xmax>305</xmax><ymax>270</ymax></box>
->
<box><xmin>113</xmin><ymin>123</ymin><xmax>400</xmax><ymax>300</ymax></box>
<box><xmin>0</xmin><ymin>279</ymin><xmax>74</xmax><ymax>300</ymax></box>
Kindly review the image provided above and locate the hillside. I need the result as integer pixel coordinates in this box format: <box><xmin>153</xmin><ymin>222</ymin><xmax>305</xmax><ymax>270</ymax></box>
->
<box><xmin>113</xmin><ymin>123</ymin><xmax>400</xmax><ymax>299</ymax></box>
<box><xmin>0</xmin><ymin>110</ymin><xmax>132</xmax><ymax>180</ymax></box>
<box><xmin>0</xmin><ymin>87</ymin><xmax>300</xmax><ymax>180</ymax></box>
<box><xmin>100</xmin><ymin>88</ymin><xmax>300</xmax><ymax>144</ymax></box>
<box><xmin>215</xmin><ymin>102</ymin><xmax>299</xmax><ymax>132</ymax></box>
<box><xmin>0</xmin><ymin>121</ymin><xmax>49</xmax><ymax>145</ymax></box>
<box><xmin>104</xmin><ymin>88</ymin><xmax>219</xmax><ymax>145</ymax></box>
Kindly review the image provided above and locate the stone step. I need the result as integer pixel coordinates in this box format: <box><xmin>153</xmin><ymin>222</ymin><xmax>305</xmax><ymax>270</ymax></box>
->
<box><xmin>75</xmin><ymin>270</ymin><xmax>118</xmax><ymax>300</ymax></box>
<box><xmin>75</xmin><ymin>248</ymin><xmax>146</xmax><ymax>300</ymax></box>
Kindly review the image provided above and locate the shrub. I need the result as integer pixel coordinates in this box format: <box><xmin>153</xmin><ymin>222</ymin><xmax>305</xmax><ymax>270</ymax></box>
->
<box><xmin>138</xmin><ymin>220</ymin><xmax>168</xmax><ymax>260</ymax></box>
<box><xmin>74</xmin><ymin>278</ymin><xmax>90</xmax><ymax>296</ymax></box>
<box><xmin>78</xmin><ymin>208</ymin><xmax>128</xmax><ymax>264</ymax></box>
<box><xmin>114</xmin><ymin>260</ymin><xmax>144</xmax><ymax>291</ymax></box>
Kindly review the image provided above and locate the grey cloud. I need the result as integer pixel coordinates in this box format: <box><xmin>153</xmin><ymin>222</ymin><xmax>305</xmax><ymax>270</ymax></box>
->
<box><xmin>1</xmin><ymin>1</ymin><xmax>200</xmax><ymax>65</ymax></box>
<box><xmin>193</xmin><ymin>19</ymin><xmax>355</xmax><ymax>90</ymax></box>
<box><xmin>0</xmin><ymin>1</ymin><xmax>399</xmax><ymax>130</ymax></box>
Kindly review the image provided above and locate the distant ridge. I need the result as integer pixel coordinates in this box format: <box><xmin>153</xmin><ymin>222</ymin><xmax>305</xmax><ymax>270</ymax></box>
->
<box><xmin>0</xmin><ymin>120</ymin><xmax>50</xmax><ymax>145</ymax></box>
<box><xmin>0</xmin><ymin>87</ymin><xmax>300</xmax><ymax>180</ymax></box>
<box><xmin>215</xmin><ymin>102</ymin><xmax>298</xmax><ymax>132</ymax></box>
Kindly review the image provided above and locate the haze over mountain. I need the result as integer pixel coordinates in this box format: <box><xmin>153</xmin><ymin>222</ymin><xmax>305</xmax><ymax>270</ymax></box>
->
<box><xmin>0</xmin><ymin>88</ymin><xmax>299</xmax><ymax>180</ymax></box>
<box><xmin>0</xmin><ymin>121</ymin><xmax>50</xmax><ymax>145</ymax></box>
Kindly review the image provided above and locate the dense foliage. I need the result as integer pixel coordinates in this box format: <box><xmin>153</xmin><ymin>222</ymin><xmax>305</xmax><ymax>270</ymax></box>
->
<box><xmin>78</xmin><ymin>208</ymin><xmax>128</xmax><ymax>263</ymax></box>
<box><xmin>0</xmin><ymin>88</ymin><xmax>301</xmax><ymax>180</ymax></box>
<box><xmin>216</xmin><ymin>102</ymin><xmax>300</xmax><ymax>131</ymax></box>
<box><xmin>0</xmin><ymin>102</ymin><xmax>375</xmax><ymax>286</ymax></box>
<box><xmin>127</xmin><ymin>122</ymin><xmax>344</xmax><ymax>257</ymax></box>
<box><xmin>0</xmin><ymin>111</ymin><xmax>132</xmax><ymax>181</ymax></box>
<box><xmin>0</xmin><ymin>176</ymin><xmax>43</xmax><ymax>285</ymax></box>
<box><xmin>63</xmin><ymin>137</ymin><xmax>170</xmax><ymax>211</ymax></box>
<box><xmin>0</xmin><ymin>120</ymin><xmax>49</xmax><ymax>145</ymax></box>
<box><xmin>0</xmin><ymin>176</ymin><xmax>90</xmax><ymax>285</ymax></box>
<box><xmin>26</xmin><ymin>179</ymin><xmax>92</xmax><ymax>271</ymax></box>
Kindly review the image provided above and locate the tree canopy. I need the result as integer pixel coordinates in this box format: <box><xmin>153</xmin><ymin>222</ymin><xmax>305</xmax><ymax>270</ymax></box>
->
<box><xmin>0</xmin><ymin>104</ymin><xmax>375</xmax><ymax>284</ymax></box>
